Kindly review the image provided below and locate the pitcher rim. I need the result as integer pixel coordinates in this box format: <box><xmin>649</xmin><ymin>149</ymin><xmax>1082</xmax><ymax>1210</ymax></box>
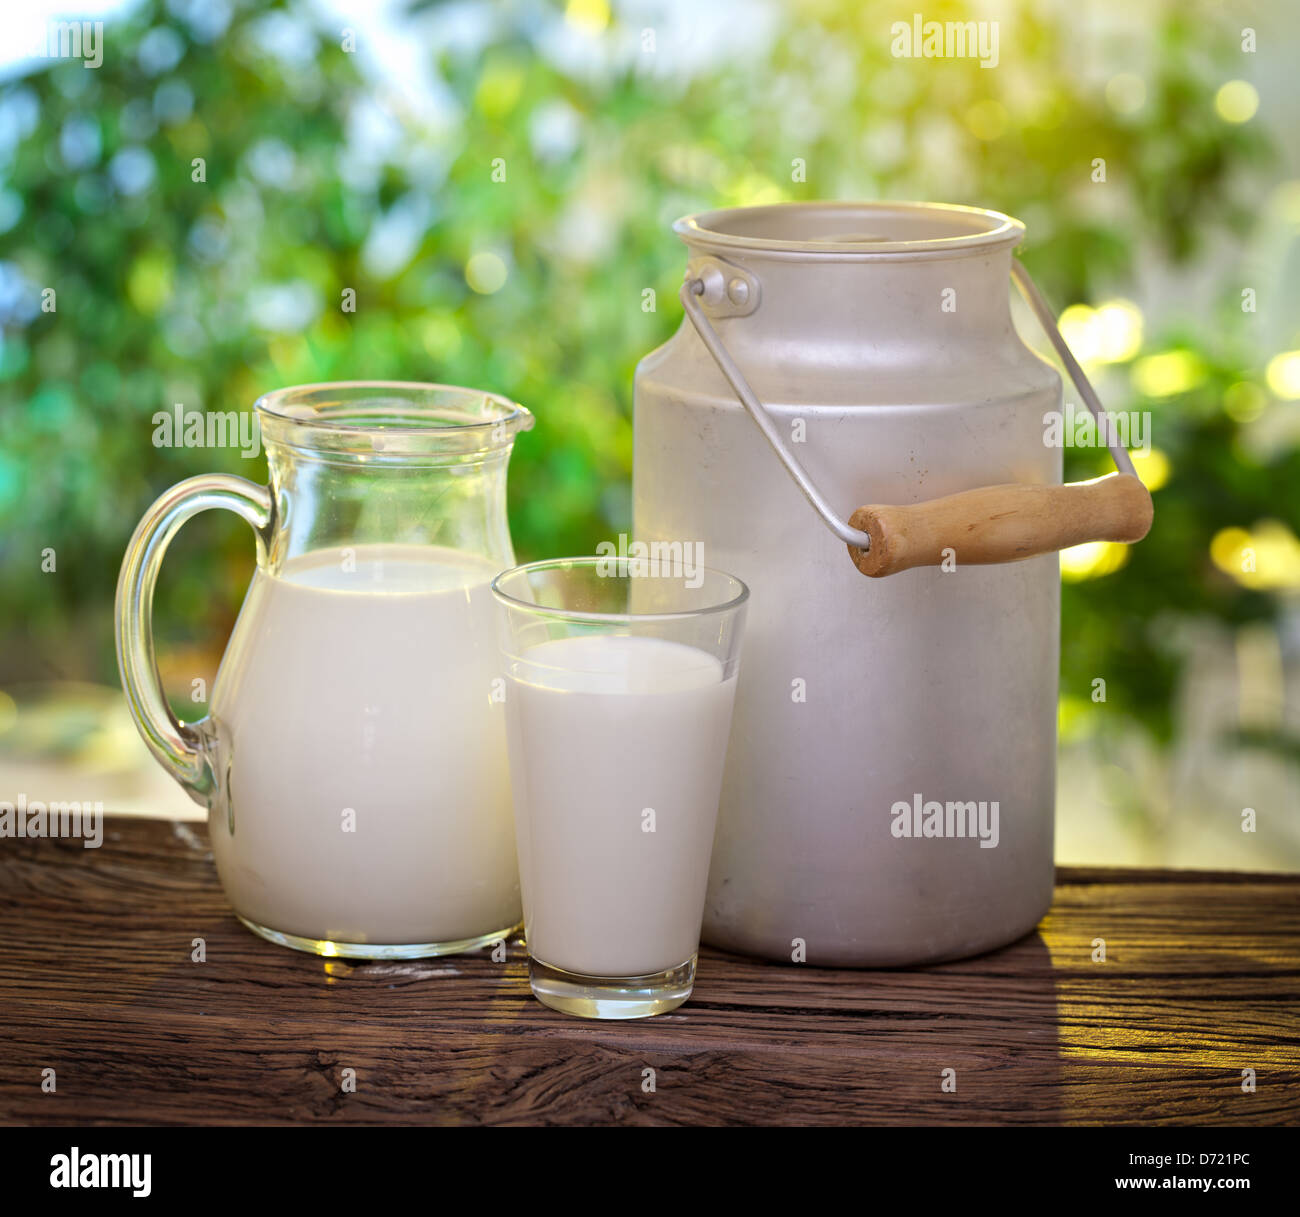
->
<box><xmin>254</xmin><ymin>380</ymin><xmax>533</xmax><ymax>435</ymax></box>
<box><xmin>673</xmin><ymin>200</ymin><xmax>1024</xmax><ymax>259</ymax></box>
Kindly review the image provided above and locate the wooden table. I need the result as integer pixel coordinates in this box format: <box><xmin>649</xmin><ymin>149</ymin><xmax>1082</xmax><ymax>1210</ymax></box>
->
<box><xmin>1</xmin><ymin>817</ymin><xmax>1297</xmax><ymax>1126</ymax></box>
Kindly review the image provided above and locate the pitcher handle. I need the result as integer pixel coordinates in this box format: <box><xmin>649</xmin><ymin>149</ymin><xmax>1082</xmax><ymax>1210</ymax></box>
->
<box><xmin>115</xmin><ymin>474</ymin><xmax>273</xmax><ymax>804</ymax></box>
<box><xmin>679</xmin><ymin>259</ymin><xmax>1150</xmax><ymax>571</ymax></box>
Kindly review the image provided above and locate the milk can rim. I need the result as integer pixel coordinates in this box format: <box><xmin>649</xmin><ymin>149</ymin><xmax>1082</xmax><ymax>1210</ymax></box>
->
<box><xmin>673</xmin><ymin>200</ymin><xmax>1025</xmax><ymax>259</ymax></box>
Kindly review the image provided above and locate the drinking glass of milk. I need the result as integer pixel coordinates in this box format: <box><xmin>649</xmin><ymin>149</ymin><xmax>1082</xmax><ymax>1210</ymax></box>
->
<box><xmin>492</xmin><ymin>556</ymin><xmax>749</xmax><ymax>1019</ymax></box>
<box><xmin>117</xmin><ymin>382</ymin><xmax>532</xmax><ymax>958</ymax></box>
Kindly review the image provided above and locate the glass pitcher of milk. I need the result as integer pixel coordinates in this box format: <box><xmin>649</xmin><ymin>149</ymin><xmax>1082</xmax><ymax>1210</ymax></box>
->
<box><xmin>116</xmin><ymin>382</ymin><xmax>532</xmax><ymax>958</ymax></box>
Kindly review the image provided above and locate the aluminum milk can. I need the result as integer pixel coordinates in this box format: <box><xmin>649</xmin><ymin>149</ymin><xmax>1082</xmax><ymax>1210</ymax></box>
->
<box><xmin>632</xmin><ymin>202</ymin><xmax>1151</xmax><ymax>966</ymax></box>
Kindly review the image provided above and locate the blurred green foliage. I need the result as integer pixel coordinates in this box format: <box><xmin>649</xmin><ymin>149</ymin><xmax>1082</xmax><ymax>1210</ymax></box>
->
<box><xmin>0</xmin><ymin>0</ymin><xmax>1294</xmax><ymax>759</ymax></box>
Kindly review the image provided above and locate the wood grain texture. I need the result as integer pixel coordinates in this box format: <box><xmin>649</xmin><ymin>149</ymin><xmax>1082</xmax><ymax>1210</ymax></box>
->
<box><xmin>847</xmin><ymin>473</ymin><xmax>1154</xmax><ymax>576</ymax></box>
<box><xmin>0</xmin><ymin>818</ymin><xmax>1296</xmax><ymax>1126</ymax></box>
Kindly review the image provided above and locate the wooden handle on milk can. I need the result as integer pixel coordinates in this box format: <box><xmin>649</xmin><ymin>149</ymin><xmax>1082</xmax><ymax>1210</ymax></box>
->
<box><xmin>679</xmin><ymin>270</ymin><xmax>1155</xmax><ymax>579</ymax></box>
<box><xmin>845</xmin><ymin>472</ymin><xmax>1154</xmax><ymax>578</ymax></box>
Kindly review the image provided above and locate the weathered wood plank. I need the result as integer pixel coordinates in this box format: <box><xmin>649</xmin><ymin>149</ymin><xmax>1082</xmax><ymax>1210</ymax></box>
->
<box><xmin>0</xmin><ymin>818</ymin><xmax>1296</xmax><ymax>1125</ymax></box>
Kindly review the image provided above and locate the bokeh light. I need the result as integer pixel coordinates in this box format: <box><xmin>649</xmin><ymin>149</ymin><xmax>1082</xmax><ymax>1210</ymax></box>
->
<box><xmin>1130</xmin><ymin>446</ymin><xmax>1170</xmax><ymax>492</ymax></box>
<box><xmin>465</xmin><ymin>252</ymin><xmax>509</xmax><ymax>295</ymax></box>
<box><xmin>1224</xmin><ymin>382</ymin><xmax>1267</xmax><ymax>422</ymax></box>
<box><xmin>1056</xmin><ymin>300</ymin><xmax>1144</xmax><ymax>365</ymax></box>
<box><xmin>1214</xmin><ymin>80</ymin><xmax>1259</xmax><ymax>123</ymax></box>
<box><xmin>1265</xmin><ymin>351</ymin><xmax>1300</xmax><ymax>399</ymax></box>
<box><xmin>566</xmin><ymin>0</ymin><xmax>610</xmax><ymax>34</ymax></box>
<box><xmin>1211</xmin><ymin>523</ymin><xmax>1300</xmax><ymax>591</ymax></box>
<box><xmin>1132</xmin><ymin>350</ymin><xmax>1205</xmax><ymax>397</ymax></box>
<box><xmin>1060</xmin><ymin>541</ymin><xmax>1131</xmax><ymax>582</ymax></box>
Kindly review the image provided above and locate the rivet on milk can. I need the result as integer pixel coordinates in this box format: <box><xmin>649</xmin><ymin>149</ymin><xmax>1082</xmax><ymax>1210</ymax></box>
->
<box><xmin>633</xmin><ymin>202</ymin><xmax>1152</xmax><ymax>967</ymax></box>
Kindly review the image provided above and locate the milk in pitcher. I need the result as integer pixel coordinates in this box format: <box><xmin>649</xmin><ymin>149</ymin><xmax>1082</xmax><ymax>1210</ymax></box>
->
<box><xmin>208</xmin><ymin>543</ymin><xmax>521</xmax><ymax>949</ymax></box>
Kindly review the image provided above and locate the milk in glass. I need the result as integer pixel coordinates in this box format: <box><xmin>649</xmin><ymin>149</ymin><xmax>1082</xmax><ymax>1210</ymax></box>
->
<box><xmin>504</xmin><ymin>634</ymin><xmax>736</xmax><ymax>977</ymax></box>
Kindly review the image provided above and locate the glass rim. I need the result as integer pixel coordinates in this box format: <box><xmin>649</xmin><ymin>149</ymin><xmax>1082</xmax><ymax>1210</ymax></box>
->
<box><xmin>254</xmin><ymin>380</ymin><xmax>532</xmax><ymax>435</ymax></box>
<box><xmin>491</xmin><ymin>557</ymin><xmax>750</xmax><ymax>624</ymax></box>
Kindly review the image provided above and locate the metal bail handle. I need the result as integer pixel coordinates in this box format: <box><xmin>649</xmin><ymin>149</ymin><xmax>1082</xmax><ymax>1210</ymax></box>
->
<box><xmin>678</xmin><ymin>259</ymin><xmax>1153</xmax><ymax>577</ymax></box>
